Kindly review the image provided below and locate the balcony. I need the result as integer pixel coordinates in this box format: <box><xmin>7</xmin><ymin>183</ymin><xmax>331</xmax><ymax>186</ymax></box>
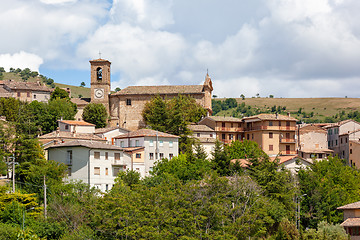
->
<box><xmin>217</xmin><ymin>127</ymin><xmax>244</xmax><ymax>132</ymax></box>
<box><xmin>280</xmin><ymin>138</ymin><xmax>296</xmax><ymax>143</ymax></box>
<box><xmin>280</xmin><ymin>151</ymin><xmax>297</xmax><ymax>156</ymax></box>
<box><xmin>245</xmin><ymin>126</ymin><xmax>296</xmax><ymax>131</ymax></box>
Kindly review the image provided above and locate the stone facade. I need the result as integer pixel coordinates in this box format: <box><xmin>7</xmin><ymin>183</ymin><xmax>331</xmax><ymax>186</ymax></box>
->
<box><xmin>86</xmin><ymin>58</ymin><xmax>213</xmax><ymax>131</ymax></box>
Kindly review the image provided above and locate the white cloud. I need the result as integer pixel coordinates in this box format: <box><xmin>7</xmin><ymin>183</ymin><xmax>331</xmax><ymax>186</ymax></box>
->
<box><xmin>40</xmin><ymin>0</ymin><xmax>77</xmax><ymax>4</ymax></box>
<box><xmin>0</xmin><ymin>51</ymin><xmax>43</xmax><ymax>72</ymax></box>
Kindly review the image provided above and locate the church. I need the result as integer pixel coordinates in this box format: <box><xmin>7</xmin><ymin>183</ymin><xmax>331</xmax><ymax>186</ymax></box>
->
<box><xmin>75</xmin><ymin>58</ymin><xmax>213</xmax><ymax>131</ymax></box>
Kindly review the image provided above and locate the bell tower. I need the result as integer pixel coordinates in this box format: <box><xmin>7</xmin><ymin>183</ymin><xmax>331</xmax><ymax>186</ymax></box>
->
<box><xmin>90</xmin><ymin>58</ymin><xmax>111</xmax><ymax>113</ymax></box>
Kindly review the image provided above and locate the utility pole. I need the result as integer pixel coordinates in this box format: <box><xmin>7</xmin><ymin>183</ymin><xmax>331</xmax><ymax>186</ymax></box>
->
<box><xmin>44</xmin><ymin>175</ymin><xmax>47</xmax><ymax>219</ymax></box>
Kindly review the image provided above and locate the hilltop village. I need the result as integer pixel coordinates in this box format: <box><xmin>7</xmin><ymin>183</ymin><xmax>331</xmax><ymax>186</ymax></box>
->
<box><xmin>0</xmin><ymin>59</ymin><xmax>359</xmax><ymax>239</ymax></box>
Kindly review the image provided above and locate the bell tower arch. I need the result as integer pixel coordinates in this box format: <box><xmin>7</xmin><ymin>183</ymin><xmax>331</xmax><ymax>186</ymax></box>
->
<box><xmin>90</xmin><ymin>58</ymin><xmax>111</xmax><ymax>113</ymax></box>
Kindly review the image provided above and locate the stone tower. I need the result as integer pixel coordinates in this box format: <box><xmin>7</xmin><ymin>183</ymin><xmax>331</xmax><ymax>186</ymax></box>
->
<box><xmin>90</xmin><ymin>59</ymin><xmax>111</xmax><ymax>113</ymax></box>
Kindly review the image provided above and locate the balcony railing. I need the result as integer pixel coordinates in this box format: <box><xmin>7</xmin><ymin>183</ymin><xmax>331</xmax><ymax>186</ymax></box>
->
<box><xmin>245</xmin><ymin>126</ymin><xmax>296</xmax><ymax>131</ymax></box>
<box><xmin>280</xmin><ymin>138</ymin><xmax>296</xmax><ymax>143</ymax></box>
<box><xmin>280</xmin><ymin>150</ymin><xmax>297</xmax><ymax>155</ymax></box>
<box><xmin>218</xmin><ymin>127</ymin><xmax>244</xmax><ymax>132</ymax></box>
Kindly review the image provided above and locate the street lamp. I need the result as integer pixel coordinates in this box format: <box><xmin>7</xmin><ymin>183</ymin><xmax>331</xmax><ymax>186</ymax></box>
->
<box><xmin>22</xmin><ymin>207</ymin><xmax>35</xmax><ymax>230</ymax></box>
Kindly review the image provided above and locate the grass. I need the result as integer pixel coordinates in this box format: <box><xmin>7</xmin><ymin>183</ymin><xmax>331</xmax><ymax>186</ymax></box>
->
<box><xmin>215</xmin><ymin>97</ymin><xmax>360</xmax><ymax>121</ymax></box>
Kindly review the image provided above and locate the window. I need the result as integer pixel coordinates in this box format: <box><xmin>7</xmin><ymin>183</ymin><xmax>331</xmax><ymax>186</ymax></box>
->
<box><xmin>149</xmin><ymin>153</ymin><xmax>154</xmax><ymax>160</ymax></box>
<box><xmin>135</xmin><ymin>140</ymin><xmax>140</xmax><ymax>147</ymax></box>
<box><xmin>160</xmin><ymin>153</ymin><xmax>164</xmax><ymax>159</ymax></box>
<box><xmin>17</xmin><ymin>92</ymin><xmax>20</xmax><ymax>97</ymax></box>
<box><xmin>350</xmin><ymin>149</ymin><xmax>353</xmax><ymax>154</ymax></box>
<box><xmin>105</xmin><ymin>168</ymin><xmax>108</xmax><ymax>175</ymax></box>
<box><xmin>328</xmin><ymin>141</ymin><xmax>330</xmax><ymax>148</ymax></box>
<box><xmin>136</xmin><ymin>153</ymin><xmax>141</xmax><ymax>158</ymax></box>
<box><xmin>94</xmin><ymin>152</ymin><xmax>100</xmax><ymax>159</ymax></box>
<box><xmin>197</xmin><ymin>133</ymin><xmax>200</xmax><ymax>137</ymax></box>
<box><xmin>115</xmin><ymin>153</ymin><xmax>120</xmax><ymax>160</ymax></box>
<box><xmin>169</xmin><ymin>141</ymin><xmax>173</xmax><ymax>148</ymax></box>
<box><xmin>286</xmin><ymin>121</ymin><xmax>290</xmax><ymax>127</ymax></box>
<box><xmin>210</xmin><ymin>134</ymin><xmax>213</xmax><ymax>138</ymax></box>
<box><xmin>286</xmin><ymin>133</ymin><xmax>290</xmax><ymax>139</ymax></box>
<box><xmin>252</xmin><ymin>134</ymin><xmax>254</xmax><ymax>139</ymax></box>
<box><xmin>34</xmin><ymin>94</ymin><xmax>36</xmax><ymax>99</ymax></box>
<box><xmin>120</xmin><ymin>141</ymin><xmax>124</xmax><ymax>147</ymax></box>
<box><xmin>65</xmin><ymin>125</ymin><xmax>69</xmax><ymax>130</ymax></box>
<box><xmin>169</xmin><ymin>153</ymin><xmax>173</xmax><ymax>159</ymax></box>
<box><xmin>67</xmin><ymin>150</ymin><xmax>72</xmax><ymax>165</ymax></box>
<box><xmin>222</xmin><ymin>134</ymin><xmax>226</xmax><ymax>139</ymax></box>
<box><xmin>105</xmin><ymin>152</ymin><xmax>108</xmax><ymax>160</ymax></box>
<box><xmin>269</xmin><ymin>145</ymin><xmax>273</xmax><ymax>151</ymax></box>
<box><xmin>231</xmin><ymin>123</ymin><xmax>233</xmax><ymax>128</ymax></box>
<box><xmin>229</xmin><ymin>134</ymin><xmax>233</xmax><ymax>140</ymax></box>
<box><xmin>67</xmin><ymin>167</ymin><xmax>72</xmax><ymax>176</ymax></box>
<box><xmin>27</xmin><ymin>92</ymin><xmax>30</xmax><ymax>97</ymax></box>
<box><xmin>238</xmin><ymin>123</ymin><xmax>241</xmax><ymax>128</ymax></box>
<box><xmin>149</xmin><ymin>140</ymin><xmax>154</xmax><ymax>147</ymax></box>
<box><xmin>126</xmin><ymin>99</ymin><xmax>131</xmax><ymax>105</ymax></box>
<box><xmin>159</xmin><ymin>140</ymin><xmax>163</xmax><ymax>147</ymax></box>
<box><xmin>346</xmin><ymin>138</ymin><xmax>348</xmax><ymax>143</ymax></box>
<box><xmin>319</xmin><ymin>154</ymin><xmax>323</xmax><ymax>159</ymax></box>
<box><xmin>113</xmin><ymin>167</ymin><xmax>122</xmax><ymax>176</ymax></box>
<box><xmin>222</xmin><ymin>122</ymin><xmax>225</xmax><ymax>128</ymax></box>
<box><xmin>279</xmin><ymin>121</ymin><xmax>281</xmax><ymax>126</ymax></box>
<box><xmin>341</xmin><ymin>138</ymin><xmax>343</xmax><ymax>144</ymax></box>
<box><xmin>269</xmin><ymin>132</ymin><xmax>273</xmax><ymax>139</ymax></box>
<box><xmin>335</xmin><ymin>140</ymin><xmax>338</xmax><ymax>146</ymax></box>
<box><xmin>247</xmin><ymin>134</ymin><xmax>250</xmax><ymax>140</ymax></box>
<box><xmin>105</xmin><ymin>184</ymin><xmax>109</xmax><ymax>191</ymax></box>
<box><xmin>94</xmin><ymin>167</ymin><xmax>100</xmax><ymax>175</ymax></box>
<box><xmin>136</xmin><ymin>168</ymin><xmax>140</xmax><ymax>171</ymax></box>
<box><xmin>269</xmin><ymin>121</ymin><xmax>273</xmax><ymax>126</ymax></box>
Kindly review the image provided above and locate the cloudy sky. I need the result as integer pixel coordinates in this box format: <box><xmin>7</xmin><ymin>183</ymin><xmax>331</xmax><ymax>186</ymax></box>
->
<box><xmin>1</xmin><ymin>0</ymin><xmax>360</xmax><ymax>98</ymax></box>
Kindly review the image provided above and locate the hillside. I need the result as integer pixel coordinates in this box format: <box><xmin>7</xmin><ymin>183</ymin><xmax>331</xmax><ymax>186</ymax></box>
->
<box><xmin>214</xmin><ymin>97</ymin><xmax>360</xmax><ymax>122</ymax></box>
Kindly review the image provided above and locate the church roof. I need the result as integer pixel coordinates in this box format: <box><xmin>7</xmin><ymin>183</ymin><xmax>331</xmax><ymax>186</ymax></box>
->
<box><xmin>112</xmin><ymin>85</ymin><xmax>205</xmax><ymax>96</ymax></box>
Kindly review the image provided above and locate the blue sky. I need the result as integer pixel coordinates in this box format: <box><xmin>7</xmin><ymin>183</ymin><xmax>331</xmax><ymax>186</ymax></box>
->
<box><xmin>1</xmin><ymin>0</ymin><xmax>360</xmax><ymax>98</ymax></box>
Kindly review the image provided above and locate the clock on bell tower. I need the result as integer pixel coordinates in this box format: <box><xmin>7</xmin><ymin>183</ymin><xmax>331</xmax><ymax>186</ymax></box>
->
<box><xmin>90</xmin><ymin>58</ymin><xmax>111</xmax><ymax>113</ymax></box>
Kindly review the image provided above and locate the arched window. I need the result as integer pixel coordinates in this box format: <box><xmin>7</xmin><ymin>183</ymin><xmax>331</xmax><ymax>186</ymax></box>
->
<box><xmin>97</xmin><ymin>67</ymin><xmax>102</xmax><ymax>80</ymax></box>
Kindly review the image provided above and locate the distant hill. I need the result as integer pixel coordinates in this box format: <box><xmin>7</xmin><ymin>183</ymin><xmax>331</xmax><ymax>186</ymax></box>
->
<box><xmin>1</xmin><ymin>71</ymin><xmax>91</xmax><ymax>98</ymax></box>
<box><xmin>214</xmin><ymin>97</ymin><xmax>360</xmax><ymax>123</ymax></box>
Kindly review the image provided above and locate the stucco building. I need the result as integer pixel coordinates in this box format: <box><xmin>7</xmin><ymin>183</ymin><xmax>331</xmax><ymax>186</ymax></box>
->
<box><xmin>83</xmin><ymin>58</ymin><xmax>213</xmax><ymax>131</ymax></box>
<box><xmin>338</xmin><ymin>201</ymin><xmax>360</xmax><ymax>239</ymax></box>
<box><xmin>47</xmin><ymin>140</ymin><xmax>131</xmax><ymax>192</ymax></box>
<box><xmin>188</xmin><ymin>123</ymin><xmax>216</xmax><ymax>159</ymax></box>
<box><xmin>0</xmin><ymin>80</ymin><xmax>51</xmax><ymax>102</ymax></box>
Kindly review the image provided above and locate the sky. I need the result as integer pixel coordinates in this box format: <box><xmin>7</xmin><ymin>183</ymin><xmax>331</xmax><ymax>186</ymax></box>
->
<box><xmin>1</xmin><ymin>0</ymin><xmax>360</xmax><ymax>98</ymax></box>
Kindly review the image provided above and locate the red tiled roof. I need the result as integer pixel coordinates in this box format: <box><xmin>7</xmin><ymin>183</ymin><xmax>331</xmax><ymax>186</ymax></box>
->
<box><xmin>338</xmin><ymin>201</ymin><xmax>360</xmax><ymax>210</ymax></box>
<box><xmin>114</xmin><ymin>129</ymin><xmax>179</xmax><ymax>139</ymax></box>
<box><xmin>0</xmin><ymin>80</ymin><xmax>51</xmax><ymax>92</ymax></box>
<box><xmin>243</xmin><ymin>114</ymin><xmax>298</xmax><ymax>121</ymax></box>
<box><xmin>188</xmin><ymin>124</ymin><xmax>215</xmax><ymax>132</ymax></box>
<box><xmin>112</xmin><ymin>85</ymin><xmax>204</xmax><ymax>96</ymax></box>
<box><xmin>47</xmin><ymin>140</ymin><xmax>123</xmax><ymax>150</ymax></box>
<box><xmin>203</xmin><ymin>116</ymin><xmax>243</xmax><ymax>123</ymax></box>
<box><xmin>59</xmin><ymin>120</ymin><xmax>95</xmax><ymax>126</ymax></box>
<box><xmin>340</xmin><ymin>218</ymin><xmax>360</xmax><ymax>227</ymax></box>
<box><xmin>299</xmin><ymin>125</ymin><xmax>326</xmax><ymax>133</ymax></box>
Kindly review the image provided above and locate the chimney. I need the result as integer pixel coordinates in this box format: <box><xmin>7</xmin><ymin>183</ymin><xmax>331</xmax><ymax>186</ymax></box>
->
<box><xmin>276</xmin><ymin>113</ymin><xmax>278</xmax><ymax>119</ymax></box>
<box><xmin>287</xmin><ymin>112</ymin><xmax>291</xmax><ymax>117</ymax></box>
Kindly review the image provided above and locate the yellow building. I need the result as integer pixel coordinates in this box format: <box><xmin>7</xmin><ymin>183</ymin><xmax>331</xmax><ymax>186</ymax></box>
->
<box><xmin>242</xmin><ymin>113</ymin><xmax>297</xmax><ymax>156</ymax></box>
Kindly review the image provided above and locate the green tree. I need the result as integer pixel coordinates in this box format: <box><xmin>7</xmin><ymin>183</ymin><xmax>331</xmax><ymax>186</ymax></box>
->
<box><xmin>114</xmin><ymin>87</ymin><xmax>121</xmax><ymax>92</ymax></box>
<box><xmin>80</xmin><ymin>82</ymin><xmax>85</xmax><ymax>87</ymax></box>
<box><xmin>299</xmin><ymin>156</ymin><xmax>360</xmax><ymax>228</ymax></box>
<box><xmin>211</xmin><ymin>140</ymin><xmax>231</xmax><ymax>176</ymax></box>
<box><xmin>50</xmin><ymin>87</ymin><xmax>70</xmax><ymax>100</ymax></box>
<box><xmin>82</xmin><ymin>103</ymin><xmax>108</xmax><ymax>128</ymax></box>
<box><xmin>142</xmin><ymin>95</ymin><xmax>207</xmax><ymax>153</ymax></box>
<box><xmin>240</xmin><ymin>94</ymin><xmax>245</xmax><ymax>100</ymax></box>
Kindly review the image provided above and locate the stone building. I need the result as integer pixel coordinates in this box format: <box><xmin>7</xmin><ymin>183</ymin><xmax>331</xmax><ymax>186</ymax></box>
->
<box><xmin>84</xmin><ymin>58</ymin><xmax>213</xmax><ymax>130</ymax></box>
<box><xmin>0</xmin><ymin>80</ymin><xmax>51</xmax><ymax>102</ymax></box>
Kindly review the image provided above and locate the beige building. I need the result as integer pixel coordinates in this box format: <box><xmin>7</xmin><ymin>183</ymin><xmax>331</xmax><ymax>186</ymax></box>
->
<box><xmin>338</xmin><ymin>201</ymin><xmax>360</xmax><ymax>239</ymax></box>
<box><xmin>349</xmin><ymin>140</ymin><xmax>360</xmax><ymax>168</ymax></box>
<box><xmin>0</xmin><ymin>80</ymin><xmax>51</xmax><ymax>102</ymax></box>
<box><xmin>242</xmin><ymin>113</ymin><xmax>297</xmax><ymax>157</ymax></box>
<box><xmin>82</xmin><ymin>58</ymin><xmax>213</xmax><ymax>131</ymax></box>
<box><xmin>298</xmin><ymin>125</ymin><xmax>333</xmax><ymax>161</ymax></box>
<box><xmin>197</xmin><ymin>116</ymin><xmax>243</xmax><ymax>144</ymax></box>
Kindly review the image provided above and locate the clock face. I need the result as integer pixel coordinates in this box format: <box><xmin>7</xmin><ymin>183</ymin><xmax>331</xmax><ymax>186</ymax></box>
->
<box><xmin>95</xmin><ymin>88</ymin><xmax>104</xmax><ymax>99</ymax></box>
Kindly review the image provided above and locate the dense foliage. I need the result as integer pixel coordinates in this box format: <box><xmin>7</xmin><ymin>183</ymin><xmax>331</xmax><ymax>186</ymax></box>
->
<box><xmin>82</xmin><ymin>103</ymin><xmax>108</xmax><ymax>128</ymax></box>
<box><xmin>142</xmin><ymin>95</ymin><xmax>207</xmax><ymax>153</ymax></box>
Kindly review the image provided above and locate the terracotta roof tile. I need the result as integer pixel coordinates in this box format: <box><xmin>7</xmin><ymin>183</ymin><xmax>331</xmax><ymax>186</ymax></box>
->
<box><xmin>47</xmin><ymin>140</ymin><xmax>123</xmax><ymax>150</ymax></box>
<box><xmin>299</xmin><ymin>125</ymin><xmax>326</xmax><ymax>133</ymax></box>
<box><xmin>39</xmin><ymin>131</ymin><xmax>104</xmax><ymax>141</ymax></box>
<box><xmin>112</xmin><ymin>85</ymin><xmax>204</xmax><ymax>96</ymax></box>
<box><xmin>59</xmin><ymin>120</ymin><xmax>95</xmax><ymax>126</ymax></box>
<box><xmin>114</xmin><ymin>129</ymin><xmax>179</xmax><ymax>139</ymax></box>
<box><xmin>243</xmin><ymin>114</ymin><xmax>298</xmax><ymax>121</ymax></box>
<box><xmin>338</xmin><ymin>201</ymin><xmax>360</xmax><ymax>210</ymax></box>
<box><xmin>71</xmin><ymin>98</ymin><xmax>90</xmax><ymax>106</ymax></box>
<box><xmin>340</xmin><ymin>218</ymin><xmax>360</xmax><ymax>227</ymax></box>
<box><xmin>205</xmin><ymin>116</ymin><xmax>243</xmax><ymax>122</ymax></box>
<box><xmin>0</xmin><ymin>80</ymin><xmax>51</xmax><ymax>92</ymax></box>
<box><xmin>188</xmin><ymin>124</ymin><xmax>215</xmax><ymax>132</ymax></box>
